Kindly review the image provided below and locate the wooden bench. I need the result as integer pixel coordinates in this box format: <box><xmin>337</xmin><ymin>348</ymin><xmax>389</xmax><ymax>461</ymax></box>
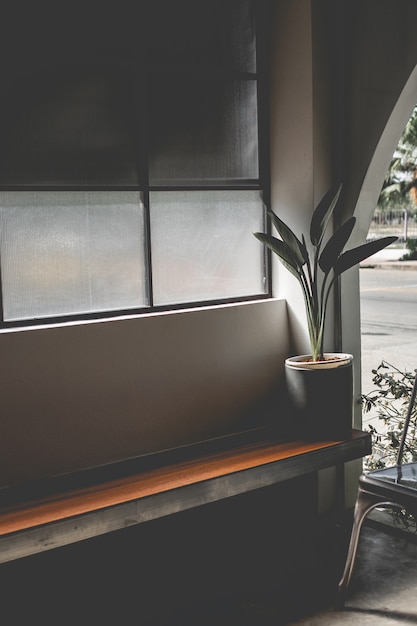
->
<box><xmin>0</xmin><ymin>428</ymin><xmax>371</xmax><ymax>564</ymax></box>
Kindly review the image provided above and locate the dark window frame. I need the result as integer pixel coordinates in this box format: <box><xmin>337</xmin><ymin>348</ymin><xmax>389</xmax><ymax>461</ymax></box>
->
<box><xmin>0</xmin><ymin>1</ymin><xmax>272</xmax><ymax>329</ymax></box>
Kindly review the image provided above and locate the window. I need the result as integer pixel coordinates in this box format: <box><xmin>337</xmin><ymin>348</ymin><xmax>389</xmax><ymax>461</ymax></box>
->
<box><xmin>0</xmin><ymin>1</ymin><xmax>269</xmax><ymax>325</ymax></box>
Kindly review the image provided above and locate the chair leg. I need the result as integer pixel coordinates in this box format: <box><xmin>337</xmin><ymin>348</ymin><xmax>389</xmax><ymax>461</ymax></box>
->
<box><xmin>338</xmin><ymin>488</ymin><xmax>385</xmax><ymax>595</ymax></box>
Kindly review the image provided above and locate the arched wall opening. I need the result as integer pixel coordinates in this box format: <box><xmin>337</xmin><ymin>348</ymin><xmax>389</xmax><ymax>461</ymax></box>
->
<box><xmin>341</xmin><ymin>63</ymin><xmax>417</xmax><ymax>428</ymax></box>
<box><xmin>354</xmin><ymin>64</ymin><xmax>417</xmax><ymax>241</ymax></box>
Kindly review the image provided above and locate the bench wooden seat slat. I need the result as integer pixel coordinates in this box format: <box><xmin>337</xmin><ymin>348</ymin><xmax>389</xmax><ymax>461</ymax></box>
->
<box><xmin>0</xmin><ymin>429</ymin><xmax>371</xmax><ymax>564</ymax></box>
<box><xmin>0</xmin><ymin>437</ymin><xmax>344</xmax><ymax>536</ymax></box>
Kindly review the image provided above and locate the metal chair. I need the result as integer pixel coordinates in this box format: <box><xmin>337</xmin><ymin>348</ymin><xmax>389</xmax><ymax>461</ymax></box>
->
<box><xmin>338</xmin><ymin>369</ymin><xmax>417</xmax><ymax>596</ymax></box>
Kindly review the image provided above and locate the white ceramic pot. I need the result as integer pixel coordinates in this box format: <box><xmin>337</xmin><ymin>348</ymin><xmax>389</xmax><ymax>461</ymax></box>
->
<box><xmin>285</xmin><ymin>353</ymin><xmax>353</xmax><ymax>370</ymax></box>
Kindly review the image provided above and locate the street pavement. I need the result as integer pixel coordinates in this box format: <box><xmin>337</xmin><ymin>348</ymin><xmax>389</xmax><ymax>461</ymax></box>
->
<box><xmin>360</xmin><ymin>247</ymin><xmax>417</xmax><ymax>269</ymax></box>
<box><xmin>359</xmin><ymin>247</ymin><xmax>417</xmax><ymax>434</ymax></box>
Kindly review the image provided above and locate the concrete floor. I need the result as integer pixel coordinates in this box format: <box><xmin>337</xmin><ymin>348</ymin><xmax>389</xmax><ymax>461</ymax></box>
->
<box><xmin>1</xmin><ymin>506</ymin><xmax>416</xmax><ymax>625</ymax></box>
<box><xmin>290</xmin><ymin>520</ymin><xmax>417</xmax><ymax>626</ymax></box>
<box><xmin>155</xmin><ymin>516</ymin><xmax>417</xmax><ymax>626</ymax></box>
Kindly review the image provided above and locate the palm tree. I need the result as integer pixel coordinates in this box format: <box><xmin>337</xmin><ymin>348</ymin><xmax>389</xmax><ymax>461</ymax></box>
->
<box><xmin>378</xmin><ymin>105</ymin><xmax>417</xmax><ymax>210</ymax></box>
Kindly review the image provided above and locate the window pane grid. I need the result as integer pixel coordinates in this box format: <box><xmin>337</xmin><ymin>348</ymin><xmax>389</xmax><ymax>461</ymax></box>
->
<box><xmin>0</xmin><ymin>0</ymin><xmax>269</xmax><ymax>326</ymax></box>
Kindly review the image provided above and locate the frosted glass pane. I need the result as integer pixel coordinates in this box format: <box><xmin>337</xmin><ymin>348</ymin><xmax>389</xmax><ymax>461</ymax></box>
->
<box><xmin>225</xmin><ymin>0</ymin><xmax>257</xmax><ymax>73</ymax></box>
<box><xmin>144</xmin><ymin>0</ymin><xmax>256</xmax><ymax>73</ymax></box>
<box><xmin>150</xmin><ymin>191</ymin><xmax>266</xmax><ymax>305</ymax></box>
<box><xmin>0</xmin><ymin>0</ymin><xmax>258</xmax><ymax>186</ymax></box>
<box><xmin>0</xmin><ymin>192</ymin><xmax>147</xmax><ymax>321</ymax></box>
<box><xmin>148</xmin><ymin>79</ymin><xmax>259</xmax><ymax>185</ymax></box>
<box><xmin>0</xmin><ymin>65</ymin><xmax>139</xmax><ymax>186</ymax></box>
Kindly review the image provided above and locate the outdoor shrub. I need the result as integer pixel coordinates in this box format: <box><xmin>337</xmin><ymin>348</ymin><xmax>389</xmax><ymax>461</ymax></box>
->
<box><xmin>400</xmin><ymin>238</ymin><xmax>417</xmax><ymax>260</ymax></box>
<box><xmin>363</xmin><ymin>361</ymin><xmax>417</xmax><ymax>531</ymax></box>
<box><xmin>363</xmin><ymin>361</ymin><xmax>417</xmax><ymax>469</ymax></box>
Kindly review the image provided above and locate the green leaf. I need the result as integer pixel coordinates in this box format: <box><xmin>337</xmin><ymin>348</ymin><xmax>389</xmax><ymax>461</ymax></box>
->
<box><xmin>267</xmin><ymin>210</ymin><xmax>307</xmax><ymax>266</ymax></box>
<box><xmin>254</xmin><ymin>232</ymin><xmax>303</xmax><ymax>281</ymax></box>
<box><xmin>381</xmin><ymin>182</ymin><xmax>402</xmax><ymax>195</ymax></box>
<box><xmin>333</xmin><ymin>236</ymin><xmax>398</xmax><ymax>276</ymax></box>
<box><xmin>318</xmin><ymin>217</ymin><xmax>356</xmax><ymax>274</ymax></box>
<box><xmin>310</xmin><ymin>184</ymin><xmax>342</xmax><ymax>246</ymax></box>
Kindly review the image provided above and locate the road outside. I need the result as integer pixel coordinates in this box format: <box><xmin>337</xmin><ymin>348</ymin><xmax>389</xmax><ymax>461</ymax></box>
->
<box><xmin>360</xmin><ymin>249</ymin><xmax>417</xmax><ymax>429</ymax></box>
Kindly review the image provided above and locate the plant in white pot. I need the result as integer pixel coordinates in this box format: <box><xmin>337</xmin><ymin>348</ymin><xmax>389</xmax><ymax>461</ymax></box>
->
<box><xmin>254</xmin><ymin>185</ymin><xmax>397</xmax><ymax>439</ymax></box>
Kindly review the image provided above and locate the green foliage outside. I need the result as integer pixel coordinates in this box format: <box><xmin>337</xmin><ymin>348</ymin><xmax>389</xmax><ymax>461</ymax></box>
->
<box><xmin>363</xmin><ymin>362</ymin><xmax>417</xmax><ymax>469</ymax></box>
<box><xmin>400</xmin><ymin>238</ymin><xmax>417</xmax><ymax>260</ymax></box>
<box><xmin>363</xmin><ymin>361</ymin><xmax>417</xmax><ymax>532</ymax></box>
<box><xmin>378</xmin><ymin>105</ymin><xmax>417</xmax><ymax>211</ymax></box>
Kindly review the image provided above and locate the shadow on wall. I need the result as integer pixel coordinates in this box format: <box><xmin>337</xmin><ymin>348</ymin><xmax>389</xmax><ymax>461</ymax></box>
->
<box><xmin>0</xmin><ymin>299</ymin><xmax>290</xmax><ymax>487</ymax></box>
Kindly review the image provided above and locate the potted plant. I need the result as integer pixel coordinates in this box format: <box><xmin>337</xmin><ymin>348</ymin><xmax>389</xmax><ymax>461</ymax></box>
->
<box><xmin>254</xmin><ymin>185</ymin><xmax>397</xmax><ymax>439</ymax></box>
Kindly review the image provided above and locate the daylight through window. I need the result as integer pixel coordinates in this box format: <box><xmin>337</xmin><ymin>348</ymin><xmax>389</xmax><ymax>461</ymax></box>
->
<box><xmin>0</xmin><ymin>1</ymin><xmax>269</xmax><ymax>325</ymax></box>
